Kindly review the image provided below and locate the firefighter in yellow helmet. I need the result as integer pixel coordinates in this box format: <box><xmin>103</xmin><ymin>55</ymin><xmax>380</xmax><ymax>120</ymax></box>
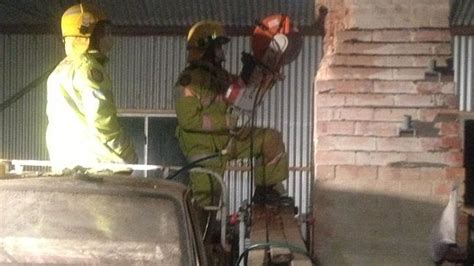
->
<box><xmin>46</xmin><ymin>3</ymin><xmax>137</xmax><ymax>174</ymax></box>
<box><xmin>175</xmin><ymin>21</ymin><xmax>289</xmax><ymax>206</ymax></box>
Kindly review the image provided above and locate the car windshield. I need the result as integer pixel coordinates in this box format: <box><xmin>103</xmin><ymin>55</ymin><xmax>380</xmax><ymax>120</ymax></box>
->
<box><xmin>0</xmin><ymin>189</ymin><xmax>190</xmax><ymax>265</ymax></box>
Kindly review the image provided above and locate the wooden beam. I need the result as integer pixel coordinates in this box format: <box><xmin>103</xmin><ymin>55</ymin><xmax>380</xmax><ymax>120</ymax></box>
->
<box><xmin>451</xmin><ymin>26</ymin><xmax>474</xmax><ymax>36</ymax></box>
<box><xmin>0</xmin><ymin>24</ymin><xmax>59</xmax><ymax>35</ymax></box>
<box><xmin>267</xmin><ymin>206</ymin><xmax>293</xmax><ymax>264</ymax></box>
<box><xmin>0</xmin><ymin>24</ymin><xmax>322</xmax><ymax>36</ymax></box>
<box><xmin>279</xmin><ymin>207</ymin><xmax>313</xmax><ymax>266</ymax></box>
<box><xmin>248</xmin><ymin>205</ymin><xmax>268</xmax><ymax>265</ymax></box>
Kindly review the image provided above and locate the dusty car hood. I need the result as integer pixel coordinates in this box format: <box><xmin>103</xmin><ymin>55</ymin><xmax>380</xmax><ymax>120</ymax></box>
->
<box><xmin>0</xmin><ymin>176</ymin><xmax>193</xmax><ymax>265</ymax></box>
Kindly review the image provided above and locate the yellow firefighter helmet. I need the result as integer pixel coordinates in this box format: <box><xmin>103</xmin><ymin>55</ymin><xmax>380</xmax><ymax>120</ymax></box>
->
<box><xmin>187</xmin><ymin>21</ymin><xmax>230</xmax><ymax>61</ymax></box>
<box><xmin>61</xmin><ymin>3</ymin><xmax>107</xmax><ymax>38</ymax></box>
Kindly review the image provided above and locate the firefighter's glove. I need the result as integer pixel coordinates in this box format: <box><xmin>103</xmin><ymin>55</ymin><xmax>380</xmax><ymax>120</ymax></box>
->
<box><xmin>240</xmin><ymin>52</ymin><xmax>257</xmax><ymax>84</ymax></box>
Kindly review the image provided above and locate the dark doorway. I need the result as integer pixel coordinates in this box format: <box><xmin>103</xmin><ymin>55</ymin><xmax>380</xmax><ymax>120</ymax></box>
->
<box><xmin>119</xmin><ymin>116</ymin><xmax>188</xmax><ymax>181</ymax></box>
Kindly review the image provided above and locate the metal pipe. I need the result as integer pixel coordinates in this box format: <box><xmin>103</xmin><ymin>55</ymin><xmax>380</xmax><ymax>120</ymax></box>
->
<box><xmin>189</xmin><ymin>168</ymin><xmax>229</xmax><ymax>251</ymax></box>
<box><xmin>239</xmin><ymin>214</ymin><xmax>245</xmax><ymax>266</ymax></box>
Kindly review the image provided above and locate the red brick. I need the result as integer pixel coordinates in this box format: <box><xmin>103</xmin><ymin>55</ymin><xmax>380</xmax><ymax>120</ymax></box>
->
<box><xmin>416</xmin><ymin>82</ymin><xmax>442</xmax><ymax>94</ymax></box>
<box><xmin>316</xmin><ymin>94</ymin><xmax>345</xmax><ymax>107</ymax></box>
<box><xmin>373</xmin><ymin>108</ymin><xmax>419</xmax><ymax>122</ymax></box>
<box><xmin>419</xmin><ymin>109</ymin><xmax>459</xmax><ymax>122</ymax></box>
<box><xmin>436</xmin><ymin>95</ymin><xmax>458</xmax><ymax>108</ymax></box>
<box><xmin>445</xmin><ymin>167</ymin><xmax>465</xmax><ymax>182</ymax></box>
<box><xmin>420</xmin><ymin>138</ymin><xmax>443</xmax><ymax>151</ymax></box>
<box><xmin>318</xmin><ymin>136</ymin><xmax>377</xmax><ymax>151</ymax></box>
<box><xmin>419</xmin><ymin>167</ymin><xmax>447</xmax><ymax>179</ymax></box>
<box><xmin>419</xmin><ymin>109</ymin><xmax>441</xmax><ymax>122</ymax></box>
<box><xmin>316</xmin><ymin>80</ymin><xmax>373</xmax><ymax>93</ymax></box>
<box><xmin>376</xmin><ymin>138</ymin><xmax>423</xmax><ymax>152</ymax></box>
<box><xmin>436</xmin><ymin>121</ymin><xmax>461</xmax><ymax>136</ymax></box>
<box><xmin>432</xmin><ymin>43</ymin><xmax>451</xmax><ymax>55</ymax></box>
<box><xmin>441</xmin><ymin>137</ymin><xmax>462</xmax><ymax>150</ymax></box>
<box><xmin>316</xmin><ymin>108</ymin><xmax>334</xmax><ymax>121</ymax></box>
<box><xmin>414</xmin><ymin>7</ymin><xmax>450</xmax><ymax>28</ymax></box>
<box><xmin>349</xmin><ymin>2</ymin><xmax>397</xmax><ymax>10</ymax></box>
<box><xmin>346</xmin><ymin>2</ymin><xmax>449</xmax><ymax>29</ymax></box>
<box><xmin>412</xmin><ymin>30</ymin><xmax>451</xmax><ymax>42</ymax></box>
<box><xmin>372</xmin><ymin>30</ymin><xmax>411</xmax><ymax>42</ymax></box>
<box><xmin>395</xmin><ymin>95</ymin><xmax>436</xmax><ymax>107</ymax></box>
<box><xmin>335</xmin><ymin>165</ymin><xmax>377</xmax><ymax>179</ymax></box>
<box><xmin>330</xmin><ymin>55</ymin><xmax>417</xmax><ymax>68</ymax></box>
<box><xmin>409</xmin><ymin>2</ymin><xmax>445</xmax><ymax>9</ymax></box>
<box><xmin>356</xmin><ymin>151</ymin><xmax>408</xmax><ymax>166</ymax></box>
<box><xmin>337</xmin><ymin>30</ymin><xmax>372</xmax><ymax>42</ymax></box>
<box><xmin>420</xmin><ymin>137</ymin><xmax>462</xmax><ymax>151</ymax></box>
<box><xmin>378</xmin><ymin>166</ymin><xmax>420</xmax><ymax>179</ymax></box>
<box><xmin>316</xmin><ymin>67</ymin><xmax>332</xmax><ymax>81</ymax></box>
<box><xmin>414</xmin><ymin>56</ymin><xmax>450</xmax><ymax>68</ymax></box>
<box><xmin>346</xmin><ymin>94</ymin><xmax>395</xmax><ymax>107</ymax></box>
<box><xmin>338</xmin><ymin>42</ymin><xmax>442</xmax><ymax>55</ymax></box>
<box><xmin>317</xmin><ymin>121</ymin><xmax>354</xmax><ymax>135</ymax></box>
<box><xmin>416</xmin><ymin>81</ymin><xmax>454</xmax><ymax>94</ymax></box>
<box><xmin>445</xmin><ymin>152</ymin><xmax>463</xmax><ymax>167</ymax></box>
<box><xmin>354</xmin><ymin>121</ymin><xmax>398</xmax><ymax>136</ymax></box>
<box><xmin>433</xmin><ymin>182</ymin><xmax>451</xmax><ymax>196</ymax></box>
<box><xmin>316</xmin><ymin>165</ymin><xmax>335</xmax><ymax>180</ymax></box>
<box><xmin>373</xmin><ymin>81</ymin><xmax>417</xmax><ymax>94</ymax></box>
<box><xmin>335</xmin><ymin>108</ymin><xmax>374</xmax><ymax>121</ymax></box>
<box><xmin>440</xmin><ymin>82</ymin><xmax>455</xmax><ymax>94</ymax></box>
<box><xmin>406</xmin><ymin>152</ymin><xmax>445</xmax><ymax>165</ymax></box>
<box><xmin>323</xmin><ymin>66</ymin><xmax>393</xmax><ymax>80</ymax></box>
<box><xmin>316</xmin><ymin>151</ymin><xmax>357</xmax><ymax>165</ymax></box>
<box><xmin>334</xmin><ymin>55</ymin><xmax>451</xmax><ymax>69</ymax></box>
<box><xmin>392</xmin><ymin>68</ymin><xmax>426</xmax><ymax>80</ymax></box>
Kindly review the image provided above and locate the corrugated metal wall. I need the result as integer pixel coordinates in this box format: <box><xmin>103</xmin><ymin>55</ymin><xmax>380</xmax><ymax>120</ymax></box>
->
<box><xmin>454</xmin><ymin>35</ymin><xmax>474</xmax><ymax>111</ymax></box>
<box><xmin>0</xmin><ymin>34</ymin><xmax>321</xmax><ymax>214</ymax></box>
<box><xmin>0</xmin><ymin>35</ymin><xmax>63</xmax><ymax>161</ymax></box>
<box><xmin>110</xmin><ymin>36</ymin><xmax>187</xmax><ymax>110</ymax></box>
<box><xmin>0</xmin><ymin>0</ymin><xmax>315</xmax><ymax>29</ymax></box>
<box><xmin>450</xmin><ymin>0</ymin><xmax>474</xmax><ymax>28</ymax></box>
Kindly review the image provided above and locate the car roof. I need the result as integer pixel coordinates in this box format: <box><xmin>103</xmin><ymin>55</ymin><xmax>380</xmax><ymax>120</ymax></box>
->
<box><xmin>0</xmin><ymin>174</ymin><xmax>189</xmax><ymax>201</ymax></box>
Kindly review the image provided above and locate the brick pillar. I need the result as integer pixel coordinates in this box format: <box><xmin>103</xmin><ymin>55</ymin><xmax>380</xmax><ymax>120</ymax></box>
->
<box><xmin>313</xmin><ymin>0</ymin><xmax>465</xmax><ymax>264</ymax></box>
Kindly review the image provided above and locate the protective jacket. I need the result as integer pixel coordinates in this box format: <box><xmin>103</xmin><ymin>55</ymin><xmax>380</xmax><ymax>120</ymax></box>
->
<box><xmin>46</xmin><ymin>52</ymin><xmax>137</xmax><ymax>173</ymax></box>
<box><xmin>175</xmin><ymin>60</ymin><xmax>232</xmax><ymax>158</ymax></box>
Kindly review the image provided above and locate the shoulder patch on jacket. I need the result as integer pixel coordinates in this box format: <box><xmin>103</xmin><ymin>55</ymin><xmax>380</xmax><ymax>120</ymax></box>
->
<box><xmin>89</xmin><ymin>68</ymin><xmax>104</xmax><ymax>83</ymax></box>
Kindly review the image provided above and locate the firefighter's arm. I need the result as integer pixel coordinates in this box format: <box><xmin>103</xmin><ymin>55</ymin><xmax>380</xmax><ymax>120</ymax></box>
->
<box><xmin>175</xmin><ymin>71</ymin><xmax>234</xmax><ymax>132</ymax></box>
<box><xmin>74</xmin><ymin>64</ymin><xmax>136</xmax><ymax>162</ymax></box>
